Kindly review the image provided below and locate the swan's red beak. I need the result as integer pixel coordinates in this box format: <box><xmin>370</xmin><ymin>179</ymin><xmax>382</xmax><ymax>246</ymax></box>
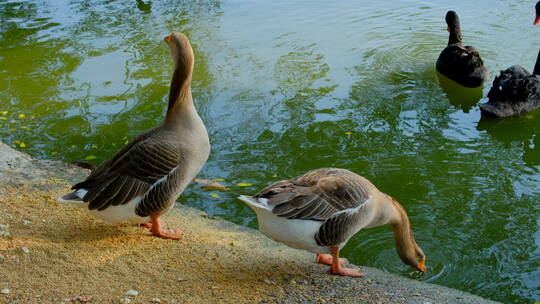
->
<box><xmin>534</xmin><ymin>15</ymin><xmax>540</xmax><ymax>25</ymax></box>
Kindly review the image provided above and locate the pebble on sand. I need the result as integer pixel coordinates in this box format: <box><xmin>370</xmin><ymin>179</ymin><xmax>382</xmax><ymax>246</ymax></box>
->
<box><xmin>1</xmin><ymin>288</ymin><xmax>9</xmax><ymax>295</ymax></box>
<box><xmin>21</xmin><ymin>247</ymin><xmax>30</xmax><ymax>254</ymax></box>
<box><xmin>125</xmin><ymin>289</ymin><xmax>138</xmax><ymax>296</ymax></box>
<box><xmin>119</xmin><ymin>297</ymin><xmax>131</xmax><ymax>303</ymax></box>
<box><xmin>0</xmin><ymin>224</ymin><xmax>9</xmax><ymax>238</ymax></box>
<box><xmin>63</xmin><ymin>296</ymin><xmax>93</xmax><ymax>303</ymax></box>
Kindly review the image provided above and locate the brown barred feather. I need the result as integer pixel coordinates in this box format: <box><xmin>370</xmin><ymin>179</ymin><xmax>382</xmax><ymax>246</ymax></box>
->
<box><xmin>136</xmin><ymin>168</ymin><xmax>181</xmax><ymax>217</ymax></box>
<box><xmin>315</xmin><ymin>210</ymin><xmax>359</xmax><ymax>247</ymax></box>
<box><xmin>108</xmin><ymin>178</ymin><xmax>137</xmax><ymax>205</ymax></box>
<box><xmin>254</xmin><ymin>168</ymin><xmax>373</xmax><ymax>227</ymax></box>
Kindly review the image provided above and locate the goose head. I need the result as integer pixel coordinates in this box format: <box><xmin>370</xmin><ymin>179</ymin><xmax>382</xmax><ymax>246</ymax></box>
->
<box><xmin>388</xmin><ymin>197</ymin><xmax>427</xmax><ymax>273</ymax></box>
<box><xmin>164</xmin><ymin>32</ymin><xmax>194</xmax><ymax>71</ymax></box>
<box><xmin>445</xmin><ymin>10</ymin><xmax>459</xmax><ymax>32</ymax></box>
<box><xmin>535</xmin><ymin>1</ymin><xmax>540</xmax><ymax>25</ymax></box>
<box><xmin>394</xmin><ymin>222</ymin><xmax>426</xmax><ymax>273</ymax></box>
<box><xmin>404</xmin><ymin>243</ymin><xmax>427</xmax><ymax>273</ymax></box>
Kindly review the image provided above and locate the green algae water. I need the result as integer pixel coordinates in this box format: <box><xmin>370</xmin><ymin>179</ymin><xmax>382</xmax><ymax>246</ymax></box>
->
<box><xmin>1</xmin><ymin>0</ymin><xmax>539</xmax><ymax>302</ymax></box>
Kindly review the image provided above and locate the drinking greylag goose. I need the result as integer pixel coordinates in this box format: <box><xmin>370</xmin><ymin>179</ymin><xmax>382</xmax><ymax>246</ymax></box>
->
<box><xmin>479</xmin><ymin>50</ymin><xmax>540</xmax><ymax>118</ymax></box>
<box><xmin>535</xmin><ymin>1</ymin><xmax>540</xmax><ymax>25</ymax></box>
<box><xmin>436</xmin><ymin>11</ymin><xmax>488</xmax><ymax>87</ymax></box>
<box><xmin>238</xmin><ymin>168</ymin><xmax>426</xmax><ymax>277</ymax></box>
<box><xmin>59</xmin><ymin>32</ymin><xmax>210</xmax><ymax>240</ymax></box>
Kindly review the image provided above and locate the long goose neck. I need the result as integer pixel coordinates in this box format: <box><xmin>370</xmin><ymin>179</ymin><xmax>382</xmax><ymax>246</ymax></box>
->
<box><xmin>533</xmin><ymin>50</ymin><xmax>540</xmax><ymax>75</ymax></box>
<box><xmin>448</xmin><ymin>23</ymin><xmax>462</xmax><ymax>45</ymax></box>
<box><xmin>388</xmin><ymin>198</ymin><xmax>419</xmax><ymax>265</ymax></box>
<box><xmin>164</xmin><ymin>56</ymin><xmax>194</xmax><ymax>126</ymax></box>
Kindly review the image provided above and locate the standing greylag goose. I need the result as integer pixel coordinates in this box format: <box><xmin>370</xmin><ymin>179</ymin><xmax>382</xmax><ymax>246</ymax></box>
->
<box><xmin>238</xmin><ymin>168</ymin><xmax>426</xmax><ymax>277</ymax></box>
<box><xmin>479</xmin><ymin>50</ymin><xmax>540</xmax><ymax>118</ymax></box>
<box><xmin>436</xmin><ymin>11</ymin><xmax>488</xmax><ymax>87</ymax></box>
<box><xmin>59</xmin><ymin>32</ymin><xmax>210</xmax><ymax>240</ymax></box>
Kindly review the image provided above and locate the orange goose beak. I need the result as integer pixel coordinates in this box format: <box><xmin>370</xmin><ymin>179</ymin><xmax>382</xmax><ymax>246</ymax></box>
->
<box><xmin>534</xmin><ymin>15</ymin><xmax>540</xmax><ymax>25</ymax></box>
<box><xmin>164</xmin><ymin>35</ymin><xmax>172</xmax><ymax>43</ymax></box>
<box><xmin>416</xmin><ymin>256</ymin><xmax>427</xmax><ymax>273</ymax></box>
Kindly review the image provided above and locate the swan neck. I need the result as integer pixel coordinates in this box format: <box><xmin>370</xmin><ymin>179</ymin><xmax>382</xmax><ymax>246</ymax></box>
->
<box><xmin>533</xmin><ymin>50</ymin><xmax>540</xmax><ymax>75</ymax></box>
<box><xmin>448</xmin><ymin>24</ymin><xmax>462</xmax><ymax>45</ymax></box>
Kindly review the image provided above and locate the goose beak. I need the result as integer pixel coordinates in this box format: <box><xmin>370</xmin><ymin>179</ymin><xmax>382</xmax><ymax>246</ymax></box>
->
<box><xmin>447</xmin><ymin>26</ymin><xmax>450</xmax><ymax>32</ymax></box>
<box><xmin>416</xmin><ymin>257</ymin><xmax>426</xmax><ymax>273</ymax></box>
<box><xmin>164</xmin><ymin>35</ymin><xmax>172</xmax><ymax>43</ymax></box>
<box><xmin>534</xmin><ymin>15</ymin><xmax>540</xmax><ymax>25</ymax></box>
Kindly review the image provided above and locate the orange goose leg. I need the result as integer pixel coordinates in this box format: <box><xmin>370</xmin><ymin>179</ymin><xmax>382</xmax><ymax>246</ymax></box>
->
<box><xmin>316</xmin><ymin>253</ymin><xmax>348</xmax><ymax>266</ymax></box>
<box><xmin>146</xmin><ymin>215</ymin><xmax>183</xmax><ymax>240</ymax></box>
<box><xmin>140</xmin><ymin>219</ymin><xmax>166</xmax><ymax>229</ymax></box>
<box><xmin>329</xmin><ymin>247</ymin><xmax>364</xmax><ymax>277</ymax></box>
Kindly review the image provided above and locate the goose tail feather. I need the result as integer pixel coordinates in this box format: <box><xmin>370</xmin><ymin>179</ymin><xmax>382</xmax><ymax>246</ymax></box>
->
<box><xmin>58</xmin><ymin>189</ymin><xmax>88</xmax><ymax>205</ymax></box>
<box><xmin>238</xmin><ymin>195</ymin><xmax>272</xmax><ymax>211</ymax></box>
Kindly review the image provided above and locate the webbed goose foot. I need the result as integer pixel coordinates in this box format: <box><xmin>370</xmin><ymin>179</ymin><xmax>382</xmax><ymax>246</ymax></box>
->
<box><xmin>146</xmin><ymin>215</ymin><xmax>183</xmax><ymax>240</ymax></box>
<box><xmin>316</xmin><ymin>253</ymin><xmax>348</xmax><ymax>266</ymax></box>
<box><xmin>328</xmin><ymin>247</ymin><xmax>364</xmax><ymax>278</ymax></box>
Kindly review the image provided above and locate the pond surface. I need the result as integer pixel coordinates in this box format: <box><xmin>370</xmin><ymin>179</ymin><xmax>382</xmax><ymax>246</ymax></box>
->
<box><xmin>1</xmin><ymin>0</ymin><xmax>539</xmax><ymax>302</ymax></box>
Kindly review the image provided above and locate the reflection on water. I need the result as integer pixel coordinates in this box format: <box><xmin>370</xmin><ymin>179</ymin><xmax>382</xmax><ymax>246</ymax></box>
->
<box><xmin>136</xmin><ymin>0</ymin><xmax>152</xmax><ymax>14</ymax></box>
<box><xmin>1</xmin><ymin>1</ymin><xmax>540</xmax><ymax>303</ymax></box>
<box><xmin>436</xmin><ymin>72</ymin><xmax>484</xmax><ymax>113</ymax></box>
<box><xmin>477</xmin><ymin>112</ymin><xmax>540</xmax><ymax>168</ymax></box>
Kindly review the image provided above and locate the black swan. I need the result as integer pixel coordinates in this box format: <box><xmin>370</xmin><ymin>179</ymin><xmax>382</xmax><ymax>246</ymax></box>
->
<box><xmin>479</xmin><ymin>50</ymin><xmax>540</xmax><ymax>118</ymax></box>
<box><xmin>436</xmin><ymin>11</ymin><xmax>488</xmax><ymax>87</ymax></box>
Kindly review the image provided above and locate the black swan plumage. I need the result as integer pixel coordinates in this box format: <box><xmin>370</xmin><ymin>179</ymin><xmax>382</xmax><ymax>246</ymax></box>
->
<box><xmin>436</xmin><ymin>11</ymin><xmax>488</xmax><ymax>87</ymax></box>
<box><xmin>479</xmin><ymin>50</ymin><xmax>540</xmax><ymax>118</ymax></box>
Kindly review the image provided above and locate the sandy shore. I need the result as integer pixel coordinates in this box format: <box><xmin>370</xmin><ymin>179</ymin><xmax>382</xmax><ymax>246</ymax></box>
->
<box><xmin>0</xmin><ymin>142</ymin><xmax>499</xmax><ymax>304</ymax></box>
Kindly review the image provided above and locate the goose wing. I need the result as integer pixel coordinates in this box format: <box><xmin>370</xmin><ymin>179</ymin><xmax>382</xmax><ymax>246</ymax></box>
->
<box><xmin>72</xmin><ymin>134</ymin><xmax>181</xmax><ymax>211</ymax></box>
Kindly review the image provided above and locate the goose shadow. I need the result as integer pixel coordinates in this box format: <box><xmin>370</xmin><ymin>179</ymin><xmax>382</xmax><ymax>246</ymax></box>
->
<box><xmin>42</xmin><ymin>221</ymin><xmax>132</xmax><ymax>243</ymax></box>
<box><xmin>15</xmin><ymin>211</ymin><xmax>134</xmax><ymax>243</ymax></box>
<box><xmin>436</xmin><ymin>71</ymin><xmax>483</xmax><ymax>113</ymax></box>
